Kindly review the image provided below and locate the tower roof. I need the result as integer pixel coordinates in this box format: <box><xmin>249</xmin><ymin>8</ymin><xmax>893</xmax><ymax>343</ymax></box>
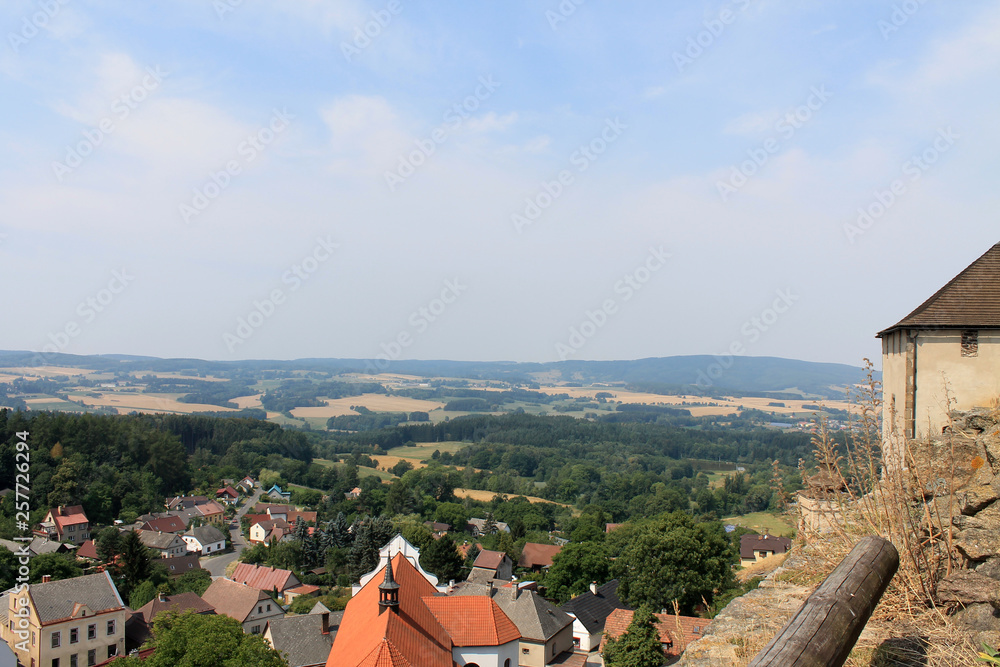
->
<box><xmin>878</xmin><ymin>242</ymin><xmax>1000</xmax><ymax>336</ymax></box>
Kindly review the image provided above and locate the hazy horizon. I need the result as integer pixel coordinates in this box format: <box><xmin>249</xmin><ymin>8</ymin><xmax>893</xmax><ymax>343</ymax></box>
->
<box><xmin>3</xmin><ymin>2</ymin><xmax>997</xmax><ymax>367</ymax></box>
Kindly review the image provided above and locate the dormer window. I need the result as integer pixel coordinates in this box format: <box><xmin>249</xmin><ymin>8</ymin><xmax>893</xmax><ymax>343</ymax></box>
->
<box><xmin>962</xmin><ymin>330</ymin><xmax>979</xmax><ymax>357</ymax></box>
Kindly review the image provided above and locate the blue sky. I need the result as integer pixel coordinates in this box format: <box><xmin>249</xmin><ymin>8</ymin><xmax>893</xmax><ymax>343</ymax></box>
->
<box><xmin>2</xmin><ymin>0</ymin><xmax>998</xmax><ymax>368</ymax></box>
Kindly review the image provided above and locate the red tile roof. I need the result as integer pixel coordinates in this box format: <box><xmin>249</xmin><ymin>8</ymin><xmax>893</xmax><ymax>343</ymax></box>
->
<box><xmin>327</xmin><ymin>553</ymin><xmax>453</xmax><ymax>667</ymax></box>
<box><xmin>76</xmin><ymin>540</ymin><xmax>99</xmax><ymax>560</ymax></box>
<box><xmin>141</xmin><ymin>516</ymin><xmax>186</xmax><ymax>533</ymax></box>
<box><xmin>600</xmin><ymin>608</ymin><xmax>707</xmax><ymax>657</ymax></box>
<box><xmin>422</xmin><ymin>596</ymin><xmax>520</xmax><ymax>647</ymax></box>
<box><xmin>517</xmin><ymin>543</ymin><xmax>562</xmax><ymax>569</ymax></box>
<box><xmin>231</xmin><ymin>563</ymin><xmax>299</xmax><ymax>593</ymax></box>
<box><xmin>217</xmin><ymin>486</ymin><xmax>239</xmax><ymax>498</ymax></box>
<box><xmin>49</xmin><ymin>505</ymin><xmax>88</xmax><ymax>531</ymax></box>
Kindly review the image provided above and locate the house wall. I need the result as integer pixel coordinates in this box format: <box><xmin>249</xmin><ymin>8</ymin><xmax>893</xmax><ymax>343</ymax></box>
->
<box><xmin>453</xmin><ymin>640</ymin><xmax>518</xmax><ymax>667</ymax></box>
<box><xmin>183</xmin><ymin>536</ymin><xmax>225</xmax><ymax>554</ymax></box>
<box><xmin>241</xmin><ymin>603</ymin><xmax>284</xmax><ymax>635</ymax></box>
<box><xmin>569</xmin><ymin>617</ymin><xmax>602</xmax><ymax>652</ymax></box>
<box><xmin>516</xmin><ymin>639</ymin><xmax>547</xmax><ymax>667</ymax></box>
<box><xmin>3</xmin><ymin>593</ymin><xmax>126</xmax><ymax>667</ymax></box>
<box><xmin>545</xmin><ymin>624</ymin><xmax>574</xmax><ymax>663</ymax></box>
<box><xmin>883</xmin><ymin>329</ymin><xmax>1000</xmax><ymax>445</ymax></box>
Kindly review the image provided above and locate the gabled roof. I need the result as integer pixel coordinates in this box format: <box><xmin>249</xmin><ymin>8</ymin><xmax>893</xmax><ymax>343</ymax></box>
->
<box><xmin>153</xmin><ymin>554</ymin><xmax>205</xmax><ymax>575</ymax></box>
<box><xmin>201</xmin><ymin>578</ymin><xmax>273</xmax><ymax>624</ymax></box>
<box><xmin>473</xmin><ymin>549</ymin><xmax>508</xmax><ymax>570</ymax></box>
<box><xmin>600</xmin><ymin>608</ymin><xmax>707</xmax><ymax>657</ymax></box>
<box><xmin>196</xmin><ymin>500</ymin><xmax>225</xmax><ymax>516</ymax></box>
<box><xmin>454</xmin><ymin>583</ymin><xmax>573</xmax><ymax>642</ymax></box>
<box><xmin>217</xmin><ymin>486</ymin><xmax>239</xmax><ymax>497</ymax></box>
<box><xmin>76</xmin><ymin>540</ymin><xmax>100</xmax><ymax>560</ymax></box>
<box><xmin>136</xmin><ymin>530</ymin><xmax>185</xmax><ymax>551</ymax></box>
<box><xmin>137</xmin><ymin>592</ymin><xmax>215</xmax><ymax>624</ymax></box>
<box><xmin>266</xmin><ymin>612</ymin><xmax>339</xmax><ymax>667</ymax></box>
<box><xmin>232</xmin><ymin>562</ymin><xmax>299</xmax><ymax>593</ymax></box>
<box><xmin>879</xmin><ymin>242</ymin><xmax>1000</xmax><ymax>336</ymax></box>
<box><xmin>739</xmin><ymin>534</ymin><xmax>792</xmax><ymax>560</ymax></box>
<box><xmin>142</xmin><ymin>516</ymin><xmax>186</xmax><ymax>533</ymax></box>
<box><xmin>186</xmin><ymin>524</ymin><xmax>226</xmax><ymax>545</ymax></box>
<box><xmin>28</xmin><ymin>571</ymin><xmax>124</xmax><ymax>625</ymax></box>
<box><xmin>48</xmin><ymin>505</ymin><xmax>88</xmax><ymax>530</ymax></box>
<box><xmin>422</xmin><ymin>596</ymin><xmax>520</xmax><ymax>647</ymax></box>
<box><xmin>560</xmin><ymin>580</ymin><xmax>630</xmax><ymax>634</ymax></box>
<box><xmin>518</xmin><ymin>543</ymin><xmax>563</xmax><ymax>569</ymax></box>
<box><xmin>328</xmin><ymin>553</ymin><xmax>453</xmax><ymax>667</ymax></box>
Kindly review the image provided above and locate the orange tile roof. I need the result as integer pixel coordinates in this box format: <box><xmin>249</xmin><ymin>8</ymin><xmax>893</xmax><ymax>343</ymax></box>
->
<box><xmin>422</xmin><ymin>596</ymin><xmax>520</xmax><ymax>647</ymax></box>
<box><xmin>327</xmin><ymin>553</ymin><xmax>452</xmax><ymax>667</ymax></box>
<box><xmin>473</xmin><ymin>550</ymin><xmax>507</xmax><ymax>570</ymax></box>
<box><xmin>517</xmin><ymin>543</ymin><xmax>562</xmax><ymax>568</ymax></box>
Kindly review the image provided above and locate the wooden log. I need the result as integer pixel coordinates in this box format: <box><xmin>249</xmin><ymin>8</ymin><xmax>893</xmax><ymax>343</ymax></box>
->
<box><xmin>749</xmin><ymin>536</ymin><xmax>899</xmax><ymax>667</ymax></box>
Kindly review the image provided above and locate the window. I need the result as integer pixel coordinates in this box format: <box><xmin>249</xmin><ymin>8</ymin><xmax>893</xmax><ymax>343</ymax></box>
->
<box><xmin>266</xmin><ymin>604</ymin><xmax>271</xmax><ymax>612</ymax></box>
<box><xmin>505</xmin><ymin>661</ymin><xmax>511</xmax><ymax>667</ymax></box>
<box><xmin>70</xmin><ymin>628</ymin><xmax>79</xmax><ymax>643</ymax></box>
<box><xmin>107</xmin><ymin>645</ymin><xmax>116</xmax><ymax>659</ymax></box>
<box><xmin>257</xmin><ymin>606</ymin><xmax>262</xmax><ymax>614</ymax></box>
<box><xmin>106</xmin><ymin>620</ymin><xmax>115</xmax><ymax>636</ymax></box>
<box><xmin>70</xmin><ymin>655</ymin><xmax>78</xmax><ymax>667</ymax></box>
<box><xmin>51</xmin><ymin>659</ymin><xmax>59</xmax><ymax>667</ymax></box>
<box><xmin>88</xmin><ymin>625</ymin><xmax>96</xmax><ymax>640</ymax></box>
<box><xmin>251</xmin><ymin>625</ymin><xmax>261</xmax><ymax>634</ymax></box>
<box><xmin>962</xmin><ymin>330</ymin><xmax>979</xmax><ymax>357</ymax></box>
<box><xmin>52</xmin><ymin>632</ymin><xmax>61</xmax><ymax>648</ymax></box>
<box><xmin>522</xmin><ymin>648</ymin><xmax>530</xmax><ymax>655</ymax></box>
<box><xmin>87</xmin><ymin>650</ymin><xmax>96</xmax><ymax>666</ymax></box>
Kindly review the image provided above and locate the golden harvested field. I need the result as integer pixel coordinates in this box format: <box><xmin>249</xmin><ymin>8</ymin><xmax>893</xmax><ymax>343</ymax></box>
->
<box><xmin>454</xmin><ymin>488</ymin><xmax>572</xmax><ymax>508</ymax></box>
<box><xmin>290</xmin><ymin>393</ymin><xmax>445</xmax><ymax>419</ymax></box>
<box><xmin>0</xmin><ymin>366</ymin><xmax>95</xmax><ymax>377</ymax></box>
<box><xmin>67</xmin><ymin>392</ymin><xmax>238</xmax><ymax>415</ymax></box>
<box><xmin>232</xmin><ymin>394</ymin><xmax>264</xmax><ymax>408</ymax></box>
<box><xmin>373</xmin><ymin>442</ymin><xmax>471</xmax><ymax>472</ymax></box>
<box><xmin>130</xmin><ymin>372</ymin><xmax>229</xmax><ymax>382</ymax></box>
<box><xmin>533</xmin><ymin>386</ymin><xmax>853</xmax><ymax>416</ymax></box>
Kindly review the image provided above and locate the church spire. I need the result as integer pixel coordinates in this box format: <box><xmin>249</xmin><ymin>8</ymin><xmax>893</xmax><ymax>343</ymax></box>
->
<box><xmin>378</xmin><ymin>557</ymin><xmax>400</xmax><ymax>611</ymax></box>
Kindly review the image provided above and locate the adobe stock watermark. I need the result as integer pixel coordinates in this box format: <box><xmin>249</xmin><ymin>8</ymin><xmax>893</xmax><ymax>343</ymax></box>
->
<box><xmin>545</xmin><ymin>0</ymin><xmax>587</xmax><ymax>30</ymax></box>
<box><xmin>878</xmin><ymin>0</ymin><xmax>929</xmax><ymax>40</ymax></box>
<box><xmin>512</xmin><ymin>118</ymin><xmax>627</xmax><ymax>233</ymax></box>
<box><xmin>52</xmin><ymin>66</ymin><xmax>168</xmax><ymax>182</ymax></box>
<box><xmin>843</xmin><ymin>127</ymin><xmax>958</xmax><ymax>244</ymax></box>
<box><xmin>11</xmin><ymin>430</ymin><xmax>32</xmax><ymax>652</ymax></box>
<box><xmin>341</xmin><ymin>0</ymin><xmax>403</xmax><ymax>62</ymax></box>
<box><xmin>223</xmin><ymin>236</ymin><xmax>339</xmax><ymax>353</ymax></box>
<box><xmin>32</xmin><ymin>269</ymin><xmax>134</xmax><ymax>365</ymax></box>
<box><xmin>556</xmin><ymin>246</ymin><xmax>671</xmax><ymax>360</ymax></box>
<box><xmin>8</xmin><ymin>0</ymin><xmax>71</xmax><ymax>53</ymax></box>
<box><xmin>180</xmin><ymin>108</ymin><xmax>294</xmax><ymax>224</ymax></box>
<box><xmin>695</xmin><ymin>288</ymin><xmax>799</xmax><ymax>387</ymax></box>
<box><xmin>365</xmin><ymin>279</ymin><xmax>468</xmax><ymax>374</ymax></box>
<box><xmin>384</xmin><ymin>75</ymin><xmax>501</xmax><ymax>192</ymax></box>
<box><xmin>717</xmin><ymin>85</ymin><xmax>832</xmax><ymax>202</ymax></box>
<box><xmin>673</xmin><ymin>0</ymin><xmax>753</xmax><ymax>73</ymax></box>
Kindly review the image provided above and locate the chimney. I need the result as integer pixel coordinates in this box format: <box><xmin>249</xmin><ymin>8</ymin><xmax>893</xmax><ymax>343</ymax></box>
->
<box><xmin>589</xmin><ymin>582</ymin><xmax>597</xmax><ymax>595</ymax></box>
<box><xmin>42</xmin><ymin>575</ymin><xmax>51</xmax><ymax>583</ymax></box>
<box><xmin>321</xmin><ymin>612</ymin><xmax>330</xmax><ymax>635</ymax></box>
<box><xmin>509</xmin><ymin>583</ymin><xmax>519</xmax><ymax>601</ymax></box>
<box><xmin>487</xmin><ymin>580</ymin><xmax>494</xmax><ymax>596</ymax></box>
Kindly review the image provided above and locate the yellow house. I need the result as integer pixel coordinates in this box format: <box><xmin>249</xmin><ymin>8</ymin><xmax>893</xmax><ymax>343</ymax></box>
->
<box><xmin>0</xmin><ymin>572</ymin><xmax>127</xmax><ymax>667</ymax></box>
<box><xmin>878</xmin><ymin>242</ymin><xmax>1000</xmax><ymax>442</ymax></box>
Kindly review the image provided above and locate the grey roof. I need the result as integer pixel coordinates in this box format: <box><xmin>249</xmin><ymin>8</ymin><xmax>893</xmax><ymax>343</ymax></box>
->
<box><xmin>30</xmin><ymin>538</ymin><xmax>71</xmax><ymax>556</ymax></box>
<box><xmin>0</xmin><ymin>636</ymin><xmax>15</xmax><ymax>666</ymax></box>
<box><xmin>187</xmin><ymin>524</ymin><xmax>226</xmax><ymax>545</ymax></box>
<box><xmin>266</xmin><ymin>612</ymin><xmax>340</xmax><ymax>667</ymax></box>
<box><xmin>29</xmin><ymin>571</ymin><xmax>125</xmax><ymax>625</ymax></box>
<box><xmin>137</xmin><ymin>531</ymin><xmax>185</xmax><ymax>551</ymax></box>
<box><xmin>454</xmin><ymin>583</ymin><xmax>572</xmax><ymax>642</ymax></box>
<box><xmin>559</xmin><ymin>580</ymin><xmax>630</xmax><ymax>634</ymax></box>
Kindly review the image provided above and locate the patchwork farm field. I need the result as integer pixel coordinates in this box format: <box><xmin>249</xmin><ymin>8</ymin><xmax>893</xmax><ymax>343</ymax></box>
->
<box><xmin>66</xmin><ymin>392</ymin><xmax>238</xmax><ymax>415</ymax></box>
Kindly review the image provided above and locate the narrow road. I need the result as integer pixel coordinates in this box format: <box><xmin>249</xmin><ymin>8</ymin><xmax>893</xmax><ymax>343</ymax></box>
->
<box><xmin>202</xmin><ymin>485</ymin><xmax>263</xmax><ymax>577</ymax></box>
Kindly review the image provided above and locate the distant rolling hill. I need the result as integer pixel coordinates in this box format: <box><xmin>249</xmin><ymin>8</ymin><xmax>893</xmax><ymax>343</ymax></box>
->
<box><xmin>0</xmin><ymin>351</ymin><xmax>873</xmax><ymax>400</ymax></box>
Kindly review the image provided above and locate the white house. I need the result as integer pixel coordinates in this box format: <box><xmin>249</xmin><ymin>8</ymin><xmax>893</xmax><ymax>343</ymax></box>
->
<box><xmin>183</xmin><ymin>525</ymin><xmax>227</xmax><ymax>555</ymax></box>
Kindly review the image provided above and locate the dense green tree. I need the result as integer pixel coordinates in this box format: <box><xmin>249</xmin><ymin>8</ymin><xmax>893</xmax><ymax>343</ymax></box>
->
<box><xmin>124</xmin><ymin>610</ymin><xmax>288</xmax><ymax>667</ymax></box>
<box><xmin>117</xmin><ymin>530</ymin><xmax>153</xmax><ymax>600</ymax></box>
<box><xmin>29</xmin><ymin>553</ymin><xmax>82</xmax><ymax>583</ymax></box>
<box><xmin>129</xmin><ymin>580</ymin><xmax>158</xmax><ymax>609</ymax></box>
<box><xmin>610</xmin><ymin>513</ymin><xmax>736</xmax><ymax>613</ymax></box>
<box><xmin>434</xmin><ymin>502</ymin><xmax>468</xmax><ymax>530</ymax></box>
<box><xmin>544</xmin><ymin>542</ymin><xmax>611</xmax><ymax>603</ymax></box>
<box><xmin>0</xmin><ymin>548</ymin><xmax>17</xmax><ymax>591</ymax></box>
<box><xmin>171</xmin><ymin>568</ymin><xmax>212</xmax><ymax>596</ymax></box>
<box><xmin>96</xmin><ymin>526</ymin><xmax>123</xmax><ymax>562</ymax></box>
<box><xmin>602</xmin><ymin>606</ymin><xmax>665</xmax><ymax>667</ymax></box>
<box><xmin>420</xmin><ymin>535</ymin><xmax>464</xmax><ymax>582</ymax></box>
